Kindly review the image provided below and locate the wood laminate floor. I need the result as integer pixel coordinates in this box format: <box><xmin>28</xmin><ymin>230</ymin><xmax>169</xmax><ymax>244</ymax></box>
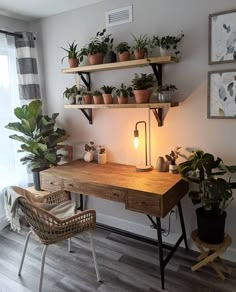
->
<box><xmin>0</xmin><ymin>227</ymin><xmax>235</xmax><ymax>292</ymax></box>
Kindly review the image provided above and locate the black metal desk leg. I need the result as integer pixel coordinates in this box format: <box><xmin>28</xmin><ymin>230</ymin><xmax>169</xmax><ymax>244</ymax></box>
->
<box><xmin>80</xmin><ymin>194</ymin><xmax>83</xmax><ymax>211</ymax></box>
<box><xmin>177</xmin><ymin>201</ymin><xmax>188</xmax><ymax>250</ymax></box>
<box><xmin>156</xmin><ymin>217</ymin><xmax>165</xmax><ymax>290</ymax></box>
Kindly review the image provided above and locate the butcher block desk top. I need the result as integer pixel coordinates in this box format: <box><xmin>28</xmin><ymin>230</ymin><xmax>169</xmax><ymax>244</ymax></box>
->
<box><xmin>40</xmin><ymin>160</ymin><xmax>188</xmax><ymax>218</ymax></box>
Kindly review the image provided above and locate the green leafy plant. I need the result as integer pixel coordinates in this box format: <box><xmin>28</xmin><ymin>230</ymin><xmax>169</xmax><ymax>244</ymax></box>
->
<box><xmin>165</xmin><ymin>147</ymin><xmax>181</xmax><ymax>165</ymax></box>
<box><xmin>5</xmin><ymin>100</ymin><xmax>68</xmax><ymax>171</ymax></box>
<box><xmin>60</xmin><ymin>41</ymin><xmax>79</xmax><ymax>64</ymax></box>
<box><xmin>178</xmin><ymin>150</ymin><xmax>236</xmax><ymax>214</ymax></box>
<box><xmin>115</xmin><ymin>42</ymin><xmax>130</xmax><ymax>54</ymax></box>
<box><xmin>85</xmin><ymin>141</ymin><xmax>96</xmax><ymax>152</ymax></box>
<box><xmin>152</xmin><ymin>33</ymin><xmax>184</xmax><ymax>56</ymax></box>
<box><xmin>101</xmin><ymin>85</ymin><xmax>116</xmax><ymax>94</ymax></box>
<box><xmin>93</xmin><ymin>90</ymin><xmax>102</xmax><ymax>96</ymax></box>
<box><xmin>81</xmin><ymin>90</ymin><xmax>92</xmax><ymax>96</ymax></box>
<box><xmin>98</xmin><ymin>145</ymin><xmax>105</xmax><ymax>154</ymax></box>
<box><xmin>131</xmin><ymin>73</ymin><xmax>154</xmax><ymax>90</ymax></box>
<box><xmin>115</xmin><ymin>83</ymin><xmax>133</xmax><ymax>98</ymax></box>
<box><xmin>131</xmin><ymin>33</ymin><xmax>150</xmax><ymax>53</ymax></box>
<box><xmin>79</xmin><ymin>29</ymin><xmax>113</xmax><ymax>62</ymax></box>
<box><xmin>155</xmin><ymin>84</ymin><xmax>177</xmax><ymax>95</ymax></box>
<box><xmin>63</xmin><ymin>85</ymin><xmax>78</xmax><ymax>99</ymax></box>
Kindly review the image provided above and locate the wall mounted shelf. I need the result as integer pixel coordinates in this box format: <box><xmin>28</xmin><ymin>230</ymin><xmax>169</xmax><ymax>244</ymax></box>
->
<box><xmin>64</xmin><ymin>102</ymin><xmax>179</xmax><ymax>126</ymax></box>
<box><xmin>62</xmin><ymin>56</ymin><xmax>179</xmax><ymax>126</ymax></box>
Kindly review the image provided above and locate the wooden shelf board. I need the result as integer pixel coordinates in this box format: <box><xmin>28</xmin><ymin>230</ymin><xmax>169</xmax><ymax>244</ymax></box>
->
<box><xmin>61</xmin><ymin>56</ymin><xmax>179</xmax><ymax>74</ymax></box>
<box><xmin>64</xmin><ymin>102</ymin><xmax>179</xmax><ymax>109</ymax></box>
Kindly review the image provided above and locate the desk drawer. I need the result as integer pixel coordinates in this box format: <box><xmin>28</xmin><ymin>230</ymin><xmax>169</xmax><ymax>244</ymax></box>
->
<box><xmin>126</xmin><ymin>191</ymin><xmax>161</xmax><ymax>217</ymax></box>
<box><xmin>40</xmin><ymin>175</ymin><xmax>62</xmax><ymax>191</ymax></box>
<box><xmin>64</xmin><ymin>179</ymin><xmax>126</xmax><ymax>203</ymax></box>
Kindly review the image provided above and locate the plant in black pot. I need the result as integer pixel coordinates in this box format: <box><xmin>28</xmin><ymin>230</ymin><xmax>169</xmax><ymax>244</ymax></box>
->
<box><xmin>178</xmin><ymin>150</ymin><xmax>236</xmax><ymax>244</ymax></box>
<box><xmin>5</xmin><ymin>100</ymin><xmax>69</xmax><ymax>190</ymax></box>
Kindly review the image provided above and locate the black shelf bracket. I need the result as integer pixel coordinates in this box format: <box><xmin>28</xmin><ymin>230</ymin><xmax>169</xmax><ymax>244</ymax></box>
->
<box><xmin>150</xmin><ymin>63</ymin><xmax>162</xmax><ymax>85</ymax></box>
<box><xmin>151</xmin><ymin>108</ymin><xmax>163</xmax><ymax>126</ymax></box>
<box><xmin>78</xmin><ymin>72</ymin><xmax>93</xmax><ymax>124</ymax></box>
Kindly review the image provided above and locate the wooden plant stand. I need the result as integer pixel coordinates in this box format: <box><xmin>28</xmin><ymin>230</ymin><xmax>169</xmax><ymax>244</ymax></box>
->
<box><xmin>191</xmin><ymin>229</ymin><xmax>232</xmax><ymax>280</ymax></box>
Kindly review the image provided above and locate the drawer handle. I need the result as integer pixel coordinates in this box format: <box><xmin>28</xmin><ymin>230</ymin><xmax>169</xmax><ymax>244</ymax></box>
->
<box><xmin>50</xmin><ymin>182</ymin><xmax>53</xmax><ymax>185</ymax></box>
<box><xmin>113</xmin><ymin>193</ymin><xmax>120</xmax><ymax>197</ymax></box>
<box><xmin>68</xmin><ymin>183</ymin><xmax>73</xmax><ymax>187</ymax></box>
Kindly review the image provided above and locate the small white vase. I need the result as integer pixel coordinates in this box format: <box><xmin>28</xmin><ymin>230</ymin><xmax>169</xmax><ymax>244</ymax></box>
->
<box><xmin>169</xmin><ymin>164</ymin><xmax>178</xmax><ymax>174</ymax></box>
<box><xmin>98</xmin><ymin>153</ymin><xmax>107</xmax><ymax>164</ymax></box>
<box><xmin>160</xmin><ymin>47</ymin><xmax>175</xmax><ymax>57</ymax></box>
<box><xmin>67</xmin><ymin>94</ymin><xmax>76</xmax><ymax>104</ymax></box>
<box><xmin>156</xmin><ymin>156</ymin><xmax>166</xmax><ymax>172</ymax></box>
<box><xmin>84</xmin><ymin>151</ymin><xmax>93</xmax><ymax>162</ymax></box>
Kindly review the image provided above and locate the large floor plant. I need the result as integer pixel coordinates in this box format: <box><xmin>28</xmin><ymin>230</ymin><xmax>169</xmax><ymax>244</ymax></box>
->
<box><xmin>178</xmin><ymin>150</ymin><xmax>236</xmax><ymax>243</ymax></box>
<box><xmin>5</xmin><ymin>100</ymin><xmax>68</xmax><ymax>189</ymax></box>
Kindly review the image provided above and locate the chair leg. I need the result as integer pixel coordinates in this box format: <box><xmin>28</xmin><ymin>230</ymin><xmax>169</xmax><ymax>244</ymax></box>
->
<box><xmin>18</xmin><ymin>230</ymin><xmax>32</xmax><ymax>276</ymax></box>
<box><xmin>88</xmin><ymin>231</ymin><xmax>101</xmax><ymax>282</ymax></box>
<box><xmin>68</xmin><ymin>238</ymin><xmax>72</xmax><ymax>252</ymax></box>
<box><xmin>38</xmin><ymin>245</ymin><xmax>48</xmax><ymax>292</ymax></box>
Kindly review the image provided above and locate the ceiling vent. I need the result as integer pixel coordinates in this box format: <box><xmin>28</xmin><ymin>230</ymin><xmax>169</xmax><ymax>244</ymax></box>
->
<box><xmin>106</xmin><ymin>5</ymin><xmax>133</xmax><ymax>27</ymax></box>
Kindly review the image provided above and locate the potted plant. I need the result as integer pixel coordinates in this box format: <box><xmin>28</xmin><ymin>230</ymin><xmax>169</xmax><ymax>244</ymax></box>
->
<box><xmin>61</xmin><ymin>40</ymin><xmax>80</xmax><ymax>68</ymax></box>
<box><xmin>154</xmin><ymin>84</ymin><xmax>177</xmax><ymax>103</ymax></box>
<box><xmin>93</xmin><ymin>90</ymin><xmax>103</xmax><ymax>104</ymax></box>
<box><xmin>81</xmin><ymin>90</ymin><xmax>93</xmax><ymax>104</ymax></box>
<box><xmin>115</xmin><ymin>83</ymin><xmax>133</xmax><ymax>104</ymax></box>
<box><xmin>101</xmin><ymin>85</ymin><xmax>116</xmax><ymax>104</ymax></box>
<box><xmin>165</xmin><ymin>147</ymin><xmax>181</xmax><ymax>174</ymax></box>
<box><xmin>131</xmin><ymin>73</ymin><xmax>154</xmax><ymax>103</ymax></box>
<box><xmin>131</xmin><ymin>33</ymin><xmax>150</xmax><ymax>59</ymax></box>
<box><xmin>5</xmin><ymin>100</ymin><xmax>68</xmax><ymax>190</ymax></box>
<box><xmin>79</xmin><ymin>29</ymin><xmax>112</xmax><ymax>65</ymax></box>
<box><xmin>152</xmin><ymin>33</ymin><xmax>184</xmax><ymax>57</ymax></box>
<box><xmin>63</xmin><ymin>84</ymin><xmax>78</xmax><ymax>104</ymax></box>
<box><xmin>84</xmin><ymin>141</ymin><xmax>96</xmax><ymax>162</ymax></box>
<box><xmin>97</xmin><ymin>145</ymin><xmax>107</xmax><ymax>164</ymax></box>
<box><xmin>115</xmin><ymin>42</ymin><xmax>131</xmax><ymax>62</ymax></box>
<box><xmin>178</xmin><ymin>150</ymin><xmax>236</xmax><ymax>244</ymax></box>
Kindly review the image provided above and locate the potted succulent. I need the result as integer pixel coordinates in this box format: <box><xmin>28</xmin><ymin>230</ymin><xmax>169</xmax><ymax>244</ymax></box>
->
<box><xmin>93</xmin><ymin>90</ymin><xmax>103</xmax><ymax>104</ymax></box>
<box><xmin>154</xmin><ymin>84</ymin><xmax>177</xmax><ymax>103</ymax></box>
<box><xmin>5</xmin><ymin>100</ymin><xmax>68</xmax><ymax>190</ymax></box>
<box><xmin>178</xmin><ymin>150</ymin><xmax>236</xmax><ymax>244</ymax></box>
<box><xmin>84</xmin><ymin>141</ymin><xmax>96</xmax><ymax>162</ymax></box>
<box><xmin>131</xmin><ymin>33</ymin><xmax>150</xmax><ymax>59</ymax></box>
<box><xmin>152</xmin><ymin>33</ymin><xmax>184</xmax><ymax>57</ymax></box>
<box><xmin>63</xmin><ymin>84</ymin><xmax>78</xmax><ymax>104</ymax></box>
<box><xmin>61</xmin><ymin>40</ymin><xmax>80</xmax><ymax>68</ymax></box>
<box><xmin>81</xmin><ymin>90</ymin><xmax>93</xmax><ymax>104</ymax></box>
<box><xmin>79</xmin><ymin>29</ymin><xmax>112</xmax><ymax>65</ymax></box>
<box><xmin>101</xmin><ymin>85</ymin><xmax>116</xmax><ymax>104</ymax></box>
<box><xmin>115</xmin><ymin>42</ymin><xmax>131</xmax><ymax>62</ymax></box>
<box><xmin>131</xmin><ymin>73</ymin><xmax>154</xmax><ymax>103</ymax></box>
<box><xmin>97</xmin><ymin>145</ymin><xmax>107</xmax><ymax>164</ymax></box>
<box><xmin>115</xmin><ymin>83</ymin><xmax>133</xmax><ymax>104</ymax></box>
<box><xmin>165</xmin><ymin>147</ymin><xmax>181</xmax><ymax>174</ymax></box>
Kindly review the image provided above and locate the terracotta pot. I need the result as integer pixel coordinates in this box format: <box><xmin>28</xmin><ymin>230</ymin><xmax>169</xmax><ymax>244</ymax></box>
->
<box><xmin>103</xmin><ymin>94</ymin><xmax>113</xmax><ymax>104</ymax></box>
<box><xmin>88</xmin><ymin>53</ymin><xmax>104</xmax><ymax>65</ymax></box>
<box><xmin>133</xmin><ymin>89</ymin><xmax>152</xmax><ymax>104</ymax></box>
<box><xmin>68</xmin><ymin>58</ymin><xmax>79</xmax><ymax>68</ymax></box>
<box><xmin>93</xmin><ymin>95</ymin><xmax>102</xmax><ymax>104</ymax></box>
<box><xmin>134</xmin><ymin>49</ymin><xmax>146</xmax><ymax>60</ymax></box>
<box><xmin>118</xmin><ymin>51</ymin><xmax>130</xmax><ymax>62</ymax></box>
<box><xmin>117</xmin><ymin>96</ymin><xmax>128</xmax><ymax>104</ymax></box>
<box><xmin>83</xmin><ymin>95</ymin><xmax>92</xmax><ymax>104</ymax></box>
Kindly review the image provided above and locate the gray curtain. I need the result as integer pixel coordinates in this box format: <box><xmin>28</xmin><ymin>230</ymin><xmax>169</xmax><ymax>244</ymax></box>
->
<box><xmin>15</xmin><ymin>32</ymin><xmax>41</xmax><ymax>100</ymax></box>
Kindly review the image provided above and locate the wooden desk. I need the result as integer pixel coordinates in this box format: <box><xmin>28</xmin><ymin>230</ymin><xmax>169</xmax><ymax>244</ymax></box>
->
<box><xmin>40</xmin><ymin>160</ymin><xmax>189</xmax><ymax>289</ymax></box>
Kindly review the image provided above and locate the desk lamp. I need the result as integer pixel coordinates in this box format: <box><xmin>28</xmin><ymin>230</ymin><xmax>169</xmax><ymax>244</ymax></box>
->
<box><xmin>134</xmin><ymin>121</ymin><xmax>152</xmax><ymax>172</ymax></box>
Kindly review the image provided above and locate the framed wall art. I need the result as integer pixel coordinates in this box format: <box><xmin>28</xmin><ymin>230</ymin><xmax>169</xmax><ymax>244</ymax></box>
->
<box><xmin>209</xmin><ymin>9</ymin><xmax>236</xmax><ymax>64</ymax></box>
<box><xmin>208</xmin><ymin>69</ymin><xmax>236</xmax><ymax>118</ymax></box>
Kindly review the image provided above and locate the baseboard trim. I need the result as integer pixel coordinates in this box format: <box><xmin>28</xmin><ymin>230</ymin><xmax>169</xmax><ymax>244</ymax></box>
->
<box><xmin>97</xmin><ymin>212</ymin><xmax>236</xmax><ymax>263</ymax></box>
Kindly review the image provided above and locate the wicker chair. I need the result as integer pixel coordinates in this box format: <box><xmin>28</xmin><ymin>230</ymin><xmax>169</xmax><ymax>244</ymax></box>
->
<box><xmin>17</xmin><ymin>189</ymin><xmax>100</xmax><ymax>292</ymax></box>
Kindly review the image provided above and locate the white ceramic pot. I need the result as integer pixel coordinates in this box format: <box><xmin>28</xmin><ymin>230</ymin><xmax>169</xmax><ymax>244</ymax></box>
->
<box><xmin>158</xmin><ymin>92</ymin><xmax>172</xmax><ymax>103</ymax></box>
<box><xmin>84</xmin><ymin>151</ymin><xmax>93</xmax><ymax>162</ymax></box>
<box><xmin>169</xmin><ymin>164</ymin><xmax>178</xmax><ymax>174</ymax></box>
<box><xmin>67</xmin><ymin>94</ymin><xmax>76</xmax><ymax>104</ymax></box>
<box><xmin>160</xmin><ymin>47</ymin><xmax>175</xmax><ymax>57</ymax></box>
<box><xmin>156</xmin><ymin>156</ymin><xmax>166</xmax><ymax>172</ymax></box>
<box><xmin>98</xmin><ymin>153</ymin><xmax>107</xmax><ymax>164</ymax></box>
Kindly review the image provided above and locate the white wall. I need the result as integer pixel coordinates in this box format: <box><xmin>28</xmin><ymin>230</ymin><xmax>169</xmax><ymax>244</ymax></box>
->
<box><xmin>30</xmin><ymin>0</ymin><xmax>236</xmax><ymax>260</ymax></box>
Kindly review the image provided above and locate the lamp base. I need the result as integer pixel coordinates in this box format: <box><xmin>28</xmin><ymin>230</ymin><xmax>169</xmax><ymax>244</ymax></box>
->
<box><xmin>136</xmin><ymin>164</ymin><xmax>153</xmax><ymax>172</ymax></box>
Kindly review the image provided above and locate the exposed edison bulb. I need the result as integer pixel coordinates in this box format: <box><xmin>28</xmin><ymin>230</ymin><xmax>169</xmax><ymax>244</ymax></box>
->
<box><xmin>134</xmin><ymin>137</ymin><xmax>139</xmax><ymax>149</ymax></box>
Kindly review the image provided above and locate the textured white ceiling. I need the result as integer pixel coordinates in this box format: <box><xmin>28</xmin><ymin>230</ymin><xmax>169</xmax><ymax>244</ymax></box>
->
<box><xmin>0</xmin><ymin>0</ymin><xmax>104</xmax><ymax>21</ymax></box>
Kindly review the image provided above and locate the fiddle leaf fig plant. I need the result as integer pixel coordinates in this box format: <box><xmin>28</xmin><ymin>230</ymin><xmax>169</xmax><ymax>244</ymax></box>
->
<box><xmin>5</xmin><ymin>100</ymin><xmax>68</xmax><ymax>171</ymax></box>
